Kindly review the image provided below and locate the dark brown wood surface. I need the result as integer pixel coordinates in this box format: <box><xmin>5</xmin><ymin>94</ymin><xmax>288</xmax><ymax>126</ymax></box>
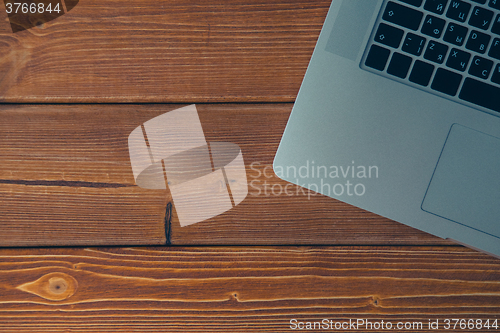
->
<box><xmin>0</xmin><ymin>0</ymin><xmax>329</xmax><ymax>103</ymax></box>
<box><xmin>0</xmin><ymin>103</ymin><xmax>451</xmax><ymax>246</ymax></box>
<box><xmin>0</xmin><ymin>246</ymin><xmax>498</xmax><ymax>332</ymax></box>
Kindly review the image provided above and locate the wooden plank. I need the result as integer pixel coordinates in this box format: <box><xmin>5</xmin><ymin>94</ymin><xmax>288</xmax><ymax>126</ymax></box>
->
<box><xmin>0</xmin><ymin>246</ymin><xmax>498</xmax><ymax>332</ymax></box>
<box><xmin>0</xmin><ymin>104</ymin><xmax>176</xmax><ymax>246</ymax></box>
<box><xmin>0</xmin><ymin>0</ymin><xmax>329</xmax><ymax>102</ymax></box>
<box><xmin>0</xmin><ymin>184</ymin><xmax>168</xmax><ymax>246</ymax></box>
<box><xmin>0</xmin><ymin>103</ymin><xmax>451</xmax><ymax>246</ymax></box>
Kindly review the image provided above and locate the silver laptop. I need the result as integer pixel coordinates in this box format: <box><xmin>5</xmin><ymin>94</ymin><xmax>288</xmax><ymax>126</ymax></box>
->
<box><xmin>274</xmin><ymin>0</ymin><xmax>500</xmax><ymax>257</ymax></box>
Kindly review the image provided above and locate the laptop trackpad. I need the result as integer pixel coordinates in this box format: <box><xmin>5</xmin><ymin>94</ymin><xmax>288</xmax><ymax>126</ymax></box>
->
<box><xmin>422</xmin><ymin>124</ymin><xmax>500</xmax><ymax>237</ymax></box>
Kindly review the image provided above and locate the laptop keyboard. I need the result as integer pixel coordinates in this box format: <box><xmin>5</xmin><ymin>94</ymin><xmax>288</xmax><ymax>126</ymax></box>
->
<box><xmin>362</xmin><ymin>0</ymin><xmax>500</xmax><ymax>113</ymax></box>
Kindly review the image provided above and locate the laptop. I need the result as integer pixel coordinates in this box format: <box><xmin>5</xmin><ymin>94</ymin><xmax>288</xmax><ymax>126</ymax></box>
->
<box><xmin>274</xmin><ymin>0</ymin><xmax>500</xmax><ymax>257</ymax></box>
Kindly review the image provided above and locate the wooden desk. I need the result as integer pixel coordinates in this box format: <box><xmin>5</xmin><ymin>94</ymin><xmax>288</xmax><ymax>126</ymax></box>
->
<box><xmin>0</xmin><ymin>1</ymin><xmax>499</xmax><ymax>331</ymax></box>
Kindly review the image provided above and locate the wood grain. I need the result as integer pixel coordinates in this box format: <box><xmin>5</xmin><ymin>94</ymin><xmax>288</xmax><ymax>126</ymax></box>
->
<box><xmin>0</xmin><ymin>0</ymin><xmax>329</xmax><ymax>102</ymax></box>
<box><xmin>0</xmin><ymin>104</ymin><xmax>176</xmax><ymax>246</ymax></box>
<box><xmin>0</xmin><ymin>246</ymin><xmax>498</xmax><ymax>332</ymax></box>
<box><xmin>0</xmin><ymin>103</ymin><xmax>452</xmax><ymax>246</ymax></box>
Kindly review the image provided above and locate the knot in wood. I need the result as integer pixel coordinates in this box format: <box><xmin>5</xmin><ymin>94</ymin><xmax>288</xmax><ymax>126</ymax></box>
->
<box><xmin>48</xmin><ymin>276</ymin><xmax>69</xmax><ymax>295</ymax></box>
<box><xmin>16</xmin><ymin>272</ymin><xmax>78</xmax><ymax>301</ymax></box>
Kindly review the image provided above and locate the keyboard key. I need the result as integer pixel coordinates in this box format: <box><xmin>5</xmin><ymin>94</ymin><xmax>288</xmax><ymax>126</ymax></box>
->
<box><xmin>489</xmin><ymin>38</ymin><xmax>500</xmax><ymax>60</ymax></box>
<box><xmin>466</xmin><ymin>30</ymin><xmax>491</xmax><ymax>53</ymax></box>
<box><xmin>489</xmin><ymin>0</ymin><xmax>500</xmax><ymax>10</ymax></box>
<box><xmin>443</xmin><ymin>22</ymin><xmax>468</xmax><ymax>45</ymax></box>
<box><xmin>431</xmin><ymin>68</ymin><xmax>462</xmax><ymax>95</ymax></box>
<box><xmin>469</xmin><ymin>55</ymin><xmax>494</xmax><ymax>79</ymax></box>
<box><xmin>492</xmin><ymin>63</ymin><xmax>500</xmax><ymax>84</ymax></box>
<box><xmin>421</xmin><ymin>15</ymin><xmax>446</xmax><ymax>38</ymax></box>
<box><xmin>365</xmin><ymin>45</ymin><xmax>391</xmax><ymax>71</ymax></box>
<box><xmin>424</xmin><ymin>0</ymin><xmax>448</xmax><ymax>14</ymax></box>
<box><xmin>446</xmin><ymin>0</ymin><xmax>471</xmax><ymax>22</ymax></box>
<box><xmin>383</xmin><ymin>1</ymin><xmax>424</xmax><ymax>30</ymax></box>
<box><xmin>399</xmin><ymin>0</ymin><xmax>423</xmax><ymax>6</ymax></box>
<box><xmin>471</xmin><ymin>0</ymin><xmax>487</xmax><ymax>4</ymax></box>
<box><xmin>374</xmin><ymin>23</ymin><xmax>405</xmax><ymax>48</ymax></box>
<box><xmin>492</xmin><ymin>14</ymin><xmax>500</xmax><ymax>34</ymax></box>
<box><xmin>424</xmin><ymin>40</ymin><xmax>449</xmax><ymax>63</ymax></box>
<box><xmin>446</xmin><ymin>48</ymin><xmax>472</xmax><ymax>71</ymax></box>
<box><xmin>409</xmin><ymin>60</ymin><xmax>435</xmax><ymax>85</ymax></box>
<box><xmin>468</xmin><ymin>6</ymin><xmax>494</xmax><ymax>30</ymax></box>
<box><xmin>459</xmin><ymin>78</ymin><xmax>500</xmax><ymax>112</ymax></box>
<box><xmin>387</xmin><ymin>52</ymin><xmax>413</xmax><ymax>78</ymax></box>
<box><xmin>402</xmin><ymin>33</ymin><xmax>427</xmax><ymax>55</ymax></box>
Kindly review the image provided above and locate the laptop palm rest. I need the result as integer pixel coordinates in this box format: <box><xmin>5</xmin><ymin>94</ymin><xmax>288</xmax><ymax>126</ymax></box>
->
<box><xmin>422</xmin><ymin>124</ymin><xmax>500</xmax><ymax>238</ymax></box>
<box><xmin>325</xmin><ymin>0</ymin><xmax>378</xmax><ymax>61</ymax></box>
